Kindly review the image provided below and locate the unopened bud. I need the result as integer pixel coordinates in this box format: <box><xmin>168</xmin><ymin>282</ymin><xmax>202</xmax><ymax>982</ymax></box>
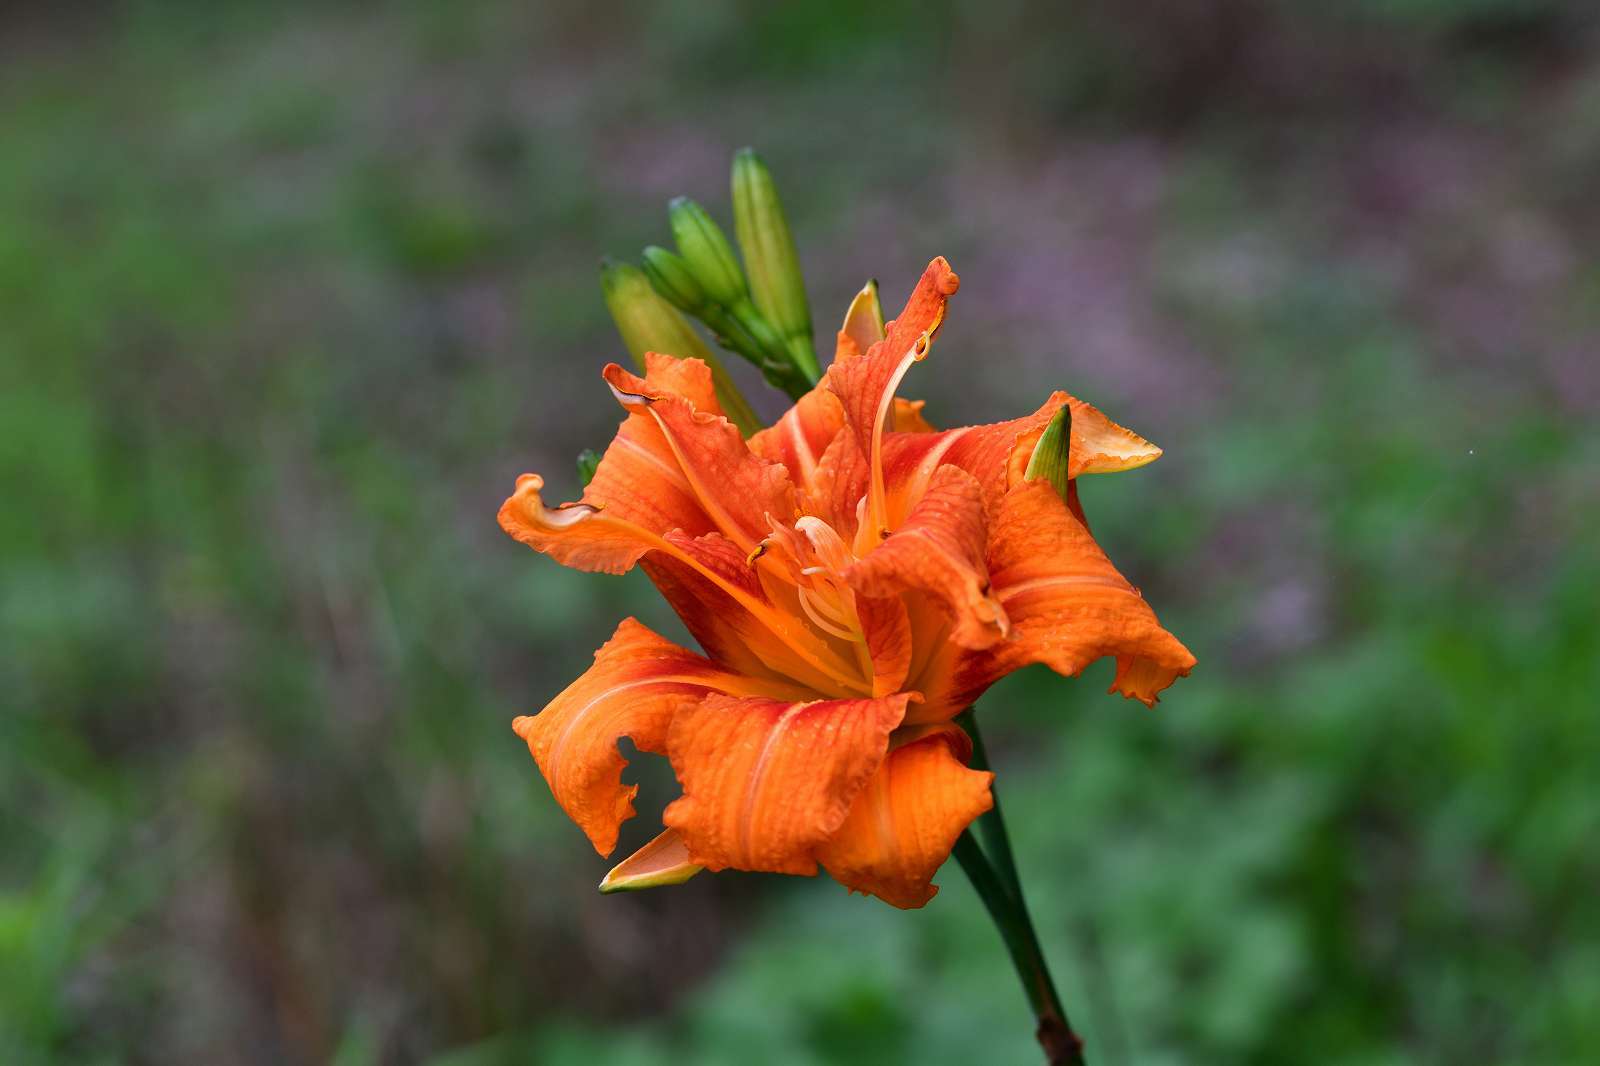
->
<box><xmin>640</xmin><ymin>245</ymin><xmax>709</xmax><ymax>316</ymax></box>
<box><xmin>668</xmin><ymin>196</ymin><xmax>747</xmax><ymax>308</ymax></box>
<box><xmin>732</xmin><ymin>148</ymin><xmax>816</xmax><ymax>378</ymax></box>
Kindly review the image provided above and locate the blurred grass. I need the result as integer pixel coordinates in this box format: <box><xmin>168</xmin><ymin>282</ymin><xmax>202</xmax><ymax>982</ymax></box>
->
<box><xmin>2</xmin><ymin>1</ymin><xmax>1597</xmax><ymax>1064</ymax></box>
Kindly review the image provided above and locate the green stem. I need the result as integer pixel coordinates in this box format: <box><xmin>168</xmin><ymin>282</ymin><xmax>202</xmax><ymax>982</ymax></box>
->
<box><xmin>955</xmin><ymin>713</ymin><xmax>1086</xmax><ymax>1065</ymax></box>
<box><xmin>785</xmin><ymin>333</ymin><xmax>821</xmax><ymax>385</ymax></box>
<box><xmin>964</xmin><ymin>712</ymin><xmax>1023</xmax><ymax>903</ymax></box>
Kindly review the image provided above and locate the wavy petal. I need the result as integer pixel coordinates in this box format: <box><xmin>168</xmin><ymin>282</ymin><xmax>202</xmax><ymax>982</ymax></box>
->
<box><xmin>828</xmin><ymin>258</ymin><xmax>961</xmax><ymax>537</ymax></box>
<box><xmin>748</xmin><ymin>385</ymin><xmax>844</xmax><ymax>499</ymax></box>
<box><xmin>663</xmin><ymin>693</ymin><xmax>911</xmax><ymax>874</ymax></box>
<box><xmin>577</xmin><ymin>358</ymin><xmax>730</xmax><ymax>553</ymax></box>
<box><xmin>847</xmin><ymin>465</ymin><xmax>1009</xmax><ymax>650</ymax></box>
<box><xmin>828</xmin><ymin>258</ymin><xmax>960</xmax><ymax>461</ymax></box>
<box><xmin>640</xmin><ymin>351</ymin><xmax>724</xmax><ymax>415</ymax></box>
<box><xmin>499</xmin><ymin>357</ymin><xmax>746</xmax><ymax>574</ymax></box>
<box><xmin>817</xmin><ymin>727</ymin><xmax>993</xmax><ymax>909</ymax></box>
<box><xmin>917</xmin><ymin>479</ymin><xmax>1196</xmax><ymax>719</ymax></box>
<box><xmin>498</xmin><ymin>473</ymin><xmax>662</xmax><ymax>575</ymax></box>
<box><xmin>878</xmin><ymin>395</ymin><xmax>1063</xmax><ymax>527</ymax></box>
<box><xmin>512</xmin><ymin>618</ymin><xmax>776</xmax><ymax>857</ymax></box>
<box><xmin>750</xmin><ymin>388</ymin><xmax>931</xmax><ymax>509</ymax></box>
<box><xmin>603</xmin><ymin>363</ymin><xmax>797</xmax><ymax>554</ymax></box>
<box><xmin>804</xmin><ymin>425</ymin><xmax>870</xmax><ymax>541</ymax></box>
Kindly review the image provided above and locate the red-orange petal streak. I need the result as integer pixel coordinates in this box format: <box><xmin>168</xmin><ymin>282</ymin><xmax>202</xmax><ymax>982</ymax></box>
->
<box><xmin>662</xmin><ymin>693</ymin><xmax>911</xmax><ymax>874</ymax></box>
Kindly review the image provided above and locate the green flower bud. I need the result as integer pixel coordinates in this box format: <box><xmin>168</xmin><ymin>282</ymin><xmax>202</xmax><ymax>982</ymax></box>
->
<box><xmin>732</xmin><ymin>148</ymin><xmax>817</xmax><ymax>378</ymax></box>
<box><xmin>640</xmin><ymin>245</ymin><xmax>708</xmax><ymax>316</ymax></box>
<box><xmin>668</xmin><ymin>196</ymin><xmax>747</xmax><ymax>308</ymax></box>
<box><xmin>1024</xmin><ymin>406</ymin><xmax>1074</xmax><ymax>500</ymax></box>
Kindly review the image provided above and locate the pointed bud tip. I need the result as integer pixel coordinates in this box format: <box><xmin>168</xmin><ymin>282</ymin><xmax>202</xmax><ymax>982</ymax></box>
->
<box><xmin>1024</xmin><ymin>406</ymin><xmax>1074</xmax><ymax>499</ymax></box>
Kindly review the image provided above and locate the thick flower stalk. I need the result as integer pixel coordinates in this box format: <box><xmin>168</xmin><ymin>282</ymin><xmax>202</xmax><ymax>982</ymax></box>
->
<box><xmin>498</xmin><ymin>258</ymin><xmax>1195</xmax><ymax>910</ymax></box>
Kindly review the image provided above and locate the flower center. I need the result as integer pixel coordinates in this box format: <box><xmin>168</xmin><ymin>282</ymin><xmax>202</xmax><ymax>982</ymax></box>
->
<box><xmin>749</xmin><ymin>513</ymin><xmax>878</xmax><ymax>694</ymax></box>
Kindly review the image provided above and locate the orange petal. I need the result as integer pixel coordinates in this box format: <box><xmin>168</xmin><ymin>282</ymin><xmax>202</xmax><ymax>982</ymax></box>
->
<box><xmin>603</xmin><ymin>363</ymin><xmax>797</xmax><ymax>554</ymax></box>
<box><xmin>662</xmin><ymin>693</ymin><xmax>911</xmax><ymax>874</ymax></box>
<box><xmin>749</xmin><ymin>383</ymin><xmax>937</xmax><ymax>506</ymax></box>
<box><xmin>801</xmin><ymin>425</ymin><xmax>870</xmax><ymax>541</ymax></box>
<box><xmin>847</xmin><ymin>465</ymin><xmax>1009</xmax><ymax>650</ymax></box>
<box><xmin>573</xmin><ymin>358</ymin><xmax>737</xmax><ymax>558</ymax></box>
<box><xmin>817</xmin><ymin>727</ymin><xmax>994</xmax><ymax>909</ymax></box>
<box><xmin>501</xmin><ymin>357</ymin><xmax>748</xmax><ymax>573</ymax></box>
<box><xmin>748</xmin><ymin>384</ymin><xmax>845</xmax><ymax>499</ymax></box>
<box><xmin>512</xmin><ymin>618</ymin><xmax>769</xmax><ymax>857</ymax></box>
<box><xmin>893</xmin><ymin>398</ymin><xmax>937</xmax><ymax>435</ymax></box>
<box><xmin>641</xmin><ymin>351</ymin><xmax>724</xmax><ymax>416</ymax></box>
<box><xmin>498</xmin><ymin>473</ymin><xmax>664</xmax><ymax>575</ymax></box>
<box><xmin>879</xmin><ymin>395</ymin><xmax>1063</xmax><ymax>527</ymax></box>
<box><xmin>918</xmin><ymin>479</ymin><xmax>1195</xmax><ymax>718</ymax></box>
<box><xmin>599</xmin><ymin>828</ymin><xmax>702</xmax><ymax>893</ymax></box>
<box><xmin>500</xmin><ymin>484</ymin><xmax>864</xmax><ymax>699</ymax></box>
<box><xmin>828</xmin><ymin>258</ymin><xmax>960</xmax><ymax>462</ymax></box>
<box><xmin>828</xmin><ymin>258</ymin><xmax>960</xmax><ymax>536</ymax></box>
<box><xmin>856</xmin><ymin>592</ymin><xmax>913</xmax><ymax>697</ymax></box>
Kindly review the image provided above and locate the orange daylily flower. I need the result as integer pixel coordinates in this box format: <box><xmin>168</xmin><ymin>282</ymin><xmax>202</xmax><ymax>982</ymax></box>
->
<box><xmin>500</xmin><ymin>257</ymin><xmax>1195</xmax><ymax>909</ymax></box>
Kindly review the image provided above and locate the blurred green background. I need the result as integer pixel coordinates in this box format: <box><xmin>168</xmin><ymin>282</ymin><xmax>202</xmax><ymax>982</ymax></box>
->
<box><xmin>3</xmin><ymin>2</ymin><xmax>1597</xmax><ymax>1063</ymax></box>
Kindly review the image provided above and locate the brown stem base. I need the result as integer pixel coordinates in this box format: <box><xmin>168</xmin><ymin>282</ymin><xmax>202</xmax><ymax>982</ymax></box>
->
<box><xmin>1038</xmin><ymin>1014</ymin><xmax>1086</xmax><ymax>1065</ymax></box>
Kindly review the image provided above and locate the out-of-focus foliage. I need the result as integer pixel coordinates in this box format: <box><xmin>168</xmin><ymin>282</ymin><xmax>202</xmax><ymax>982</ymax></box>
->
<box><xmin>2</xmin><ymin>2</ymin><xmax>1596</xmax><ymax>1063</ymax></box>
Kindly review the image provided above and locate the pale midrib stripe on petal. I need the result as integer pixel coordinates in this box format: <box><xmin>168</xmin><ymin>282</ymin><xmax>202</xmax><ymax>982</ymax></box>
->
<box><xmin>613</xmin><ymin>434</ymin><xmax>694</xmax><ymax>495</ymax></box>
<box><xmin>551</xmin><ymin>674</ymin><xmax>709</xmax><ymax>800</ymax></box>
<box><xmin>738</xmin><ymin>700</ymin><xmax>812</xmax><ymax>865</ymax></box>
<box><xmin>786</xmin><ymin>410</ymin><xmax>819</xmax><ymax>491</ymax></box>
<box><xmin>995</xmin><ymin>573</ymin><xmax>1131</xmax><ymax>603</ymax></box>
